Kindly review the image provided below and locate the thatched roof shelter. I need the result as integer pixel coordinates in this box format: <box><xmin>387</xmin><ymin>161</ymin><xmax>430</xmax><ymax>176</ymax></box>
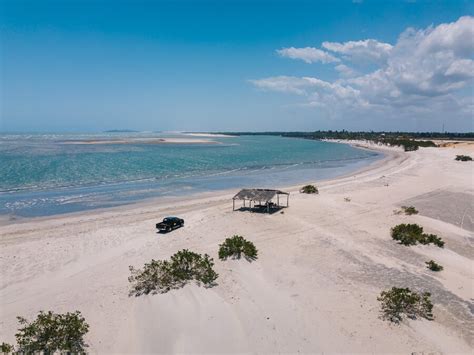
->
<box><xmin>232</xmin><ymin>188</ymin><xmax>289</xmax><ymax>213</ymax></box>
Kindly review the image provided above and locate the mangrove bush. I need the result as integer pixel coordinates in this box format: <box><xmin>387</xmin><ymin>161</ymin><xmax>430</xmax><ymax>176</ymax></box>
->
<box><xmin>426</xmin><ymin>260</ymin><xmax>443</xmax><ymax>271</ymax></box>
<box><xmin>128</xmin><ymin>249</ymin><xmax>218</xmax><ymax>295</ymax></box>
<box><xmin>455</xmin><ymin>155</ymin><xmax>472</xmax><ymax>161</ymax></box>
<box><xmin>218</xmin><ymin>235</ymin><xmax>258</xmax><ymax>261</ymax></box>
<box><xmin>391</xmin><ymin>224</ymin><xmax>444</xmax><ymax>248</ymax></box>
<box><xmin>300</xmin><ymin>185</ymin><xmax>319</xmax><ymax>194</ymax></box>
<box><xmin>401</xmin><ymin>206</ymin><xmax>418</xmax><ymax>215</ymax></box>
<box><xmin>2</xmin><ymin>311</ymin><xmax>89</xmax><ymax>354</ymax></box>
<box><xmin>378</xmin><ymin>287</ymin><xmax>433</xmax><ymax>323</ymax></box>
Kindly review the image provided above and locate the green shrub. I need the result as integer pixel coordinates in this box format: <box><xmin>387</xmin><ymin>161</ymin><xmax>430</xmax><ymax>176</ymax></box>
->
<box><xmin>397</xmin><ymin>139</ymin><xmax>436</xmax><ymax>151</ymax></box>
<box><xmin>300</xmin><ymin>185</ymin><xmax>319</xmax><ymax>194</ymax></box>
<box><xmin>128</xmin><ymin>249</ymin><xmax>218</xmax><ymax>295</ymax></box>
<box><xmin>401</xmin><ymin>206</ymin><xmax>418</xmax><ymax>215</ymax></box>
<box><xmin>391</xmin><ymin>224</ymin><xmax>444</xmax><ymax>248</ymax></box>
<box><xmin>426</xmin><ymin>260</ymin><xmax>443</xmax><ymax>271</ymax></box>
<box><xmin>377</xmin><ymin>287</ymin><xmax>433</xmax><ymax>323</ymax></box>
<box><xmin>218</xmin><ymin>235</ymin><xmax>258</xmax><ymax>261</ymax></box>
<box><xmin>5</xmin><ymin>311</ymin><xmax>89</xmax><ymax>354</ymax></box>
<box><xmin>391</xmin><ymin>224</ymin><xmax>423</xmax><ymax>246</ymax></box>
<box><xmin>455</xmin><ymin>155</ymin><xmax>472</xmax><ymax>161</ymax></box>
<box><xmin>403</xmin><ymin>144</ymin><xmax>419</xmax><ymax>151</ymax></box>
<box><xmin>1</xmin><ymin>342</ymin><xmax>14</xmax><ymax>353</ymax></box>
<box><xmin>420</xmin><ymin>233</ymin><xmax>445</xmax><ymax>248</ymax></box>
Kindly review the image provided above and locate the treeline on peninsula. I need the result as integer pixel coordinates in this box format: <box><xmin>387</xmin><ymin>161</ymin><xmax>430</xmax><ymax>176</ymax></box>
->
<box><xmin>218</xmin><ymin>131</ymin><xmax>474</xmax><ymax>151</ymax></box>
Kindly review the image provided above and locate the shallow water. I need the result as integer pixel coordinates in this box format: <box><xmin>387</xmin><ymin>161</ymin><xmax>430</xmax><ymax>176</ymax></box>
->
<box><xmin>0</xmin><ymin>133</ymin><xmax>381</xmax><ymax>217</ymax></box>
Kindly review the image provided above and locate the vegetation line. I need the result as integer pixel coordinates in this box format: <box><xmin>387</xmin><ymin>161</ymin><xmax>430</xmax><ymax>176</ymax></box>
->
<box><xmin>217</xmin><ymin>130</ymin><xmax>473</xmax><ymax>151</ymax></box>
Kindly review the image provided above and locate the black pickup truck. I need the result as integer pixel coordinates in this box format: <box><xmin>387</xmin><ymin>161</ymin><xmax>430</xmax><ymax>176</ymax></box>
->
<box><xmin>156</xmin><ymin>217</ymin><xmax>184</xmax><ymax>233</ymax></box>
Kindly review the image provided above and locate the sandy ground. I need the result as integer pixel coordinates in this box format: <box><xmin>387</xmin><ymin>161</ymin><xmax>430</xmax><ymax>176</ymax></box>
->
<box><xmin>433</xmin><ymin>140</ymin><xmax>474</xmax><ymax>151</ymax></box>
<box><xmin>0</xmin><ymin>143</ymin><xmax>473</xmax><ymax>354</ymax></box>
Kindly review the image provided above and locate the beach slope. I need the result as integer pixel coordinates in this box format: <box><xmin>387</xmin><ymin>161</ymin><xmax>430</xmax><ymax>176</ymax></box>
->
<box><xmin>0</xmin><ymin>144</ymin><xmax>472</xmax><ymax>353</ymax></box>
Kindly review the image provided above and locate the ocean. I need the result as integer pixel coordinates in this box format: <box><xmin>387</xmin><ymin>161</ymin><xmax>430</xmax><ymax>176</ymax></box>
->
<box><xmin>0</xmin><ymin>133</ymin><xmax>382</xmax><ymax>217</ymax></box>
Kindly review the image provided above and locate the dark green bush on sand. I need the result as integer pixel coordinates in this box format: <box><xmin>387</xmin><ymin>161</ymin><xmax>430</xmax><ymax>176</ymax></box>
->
<box><xmin>420</xmin><ymin>233</ymin><xmax>445</xmax><ymax>248</ymax></box>
<box><xmin>426</xmin><ymin>260</ymin><xmax>443</xmax><ymax>271</ymax></box>
<box><xmin>2</xmin><ymin>311</ymin><xmax>89</xmax><ymax>354</ymax></box>
<box><xmin>391</xmin><ymin>224</ymin><xmax>444</xmax><ymax>248</ymax></box>
<box><xmin>218</xmin><ymin>235</ymin><xmax>258</xmax><ymax>261</ymax></box>
<box><xmin>455</xmin><ymin>155</ymin><xmax>472</xmax><ymax>161</ymax></box>
<box><xmin>378</xmin><ymin>287</ymin><xmax>433</xmax><ymax>323</ymax></box>
<box><xmin>401</xmin><ymin>205</ymin><xmax>418</xmax><ymax>215</ymax></box>
<box><xmin>391</xmin><ymin>224</ymin><xmax>423</xmax><ymax>246</ymax></box>
<box><xmin>300</xmin><ymin>184</ymin><xmax>319</xmax><ymax>194</ymax></box>
<box><xmin>1</xmin><ymin>342</ymin><xmax>14</xmax><ymax>353</ymax></box>
<box><xmin>128</xmin><ymin>249</ymin><xmax>218</xmax><ymax>296</ymax></box>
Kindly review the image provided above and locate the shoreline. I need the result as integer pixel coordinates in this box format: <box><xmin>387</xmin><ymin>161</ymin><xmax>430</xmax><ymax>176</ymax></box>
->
<box><xmin>0</xmin><ymin>141</ymin><xmax>394</xmax><ymax>227</ymax></box>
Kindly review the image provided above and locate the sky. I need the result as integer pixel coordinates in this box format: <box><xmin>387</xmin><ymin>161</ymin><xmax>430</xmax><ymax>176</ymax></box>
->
<box><xmin>1</xmin><ymin>0</ymin><xmax>473</xmax><ymax>133</ymax></box>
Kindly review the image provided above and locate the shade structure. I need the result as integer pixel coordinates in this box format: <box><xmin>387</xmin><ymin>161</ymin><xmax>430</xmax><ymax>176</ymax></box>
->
<box><xmin>232</xmin><ymin>188</ymin><xmax>289</xmax><ymax>213</ymax></box>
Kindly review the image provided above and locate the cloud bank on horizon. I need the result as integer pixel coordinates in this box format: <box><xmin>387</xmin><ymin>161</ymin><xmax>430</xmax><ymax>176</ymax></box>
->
<box><xmin>251</xmin><ymin>16</ymin><xmax>474</xmax><ymax>127</ymax></box>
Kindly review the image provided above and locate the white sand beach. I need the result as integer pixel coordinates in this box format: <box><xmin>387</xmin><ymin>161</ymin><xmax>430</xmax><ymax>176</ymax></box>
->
<box><xmin>0</xmin><ymin>143</ymin><xmax>473</xmax><ymax>353</ymax></box>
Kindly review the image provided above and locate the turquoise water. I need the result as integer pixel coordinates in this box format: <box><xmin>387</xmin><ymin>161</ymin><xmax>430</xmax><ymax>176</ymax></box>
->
<box><xmin>0</xmin><ymin>133</ymin><xmax>381</xmax><ymax>217</ymax></box>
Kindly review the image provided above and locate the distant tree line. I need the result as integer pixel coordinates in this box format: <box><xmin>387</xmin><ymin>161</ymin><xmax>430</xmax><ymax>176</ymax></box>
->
<box><xmin>217</xmin><ymin>130</ymin><xmax>473</xmax><ymax>151</ymax></box>
<box><xmin>218</xmin><ymin>130</ymin><xmax>474</xmax><ymax>140</ymax></box>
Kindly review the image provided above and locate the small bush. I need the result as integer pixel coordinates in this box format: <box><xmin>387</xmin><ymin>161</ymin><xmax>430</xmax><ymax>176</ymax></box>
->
<box><xmin>391</xmin><ymin>224</ymin><xmax>444</xmax><ymax>248</ymax></box>
<box><xmin>455</xmin><ymin>155</ymin><xmax>472</xmax><ymax>161</ymax></box>
<box><xmin>391</xmin><ymin>224</ymin><xmax>423</xmax><ymax>246</ymax></box>
<box><xmin>344</xmin><ymin>197</ymin><xmax>351</xmax><ymax>202</ymax></box>
<box><xmin>128</xmin><ymin>249</ymin><xmax>218</xmax><ymax>295</ymax></box>
<box><xmin>218</xmin><ymin>235</ymin><xmax>258</xmax><ymax>261</ymax></box>
<box><xmin>377</xmin><ymin>287</ymin><xmax>433</xmax><ymax>323</ymax></box>
<box><xmin>426</xmin><ymin>260</ymin><xmax>443</xmax><ymax>271</ymax></box>
<box><xmin>4</xmin><ymin>311</ymin><xmax>89</xmax><ymax>354</ymax></box>
<box><xmin>420</xmin><ymin>233</ymin><xmax>445</xmax><ymax>248</ymax></box>
<box><xmin>404</xmin><ymin>144</ymin><xmax>419</xmax><ymax>152</ymax></box>
<box><xmin>397</xmin><ymin>139</ymin><xmax>436</xmax><ymax>151</ymax></box>
<box><xmin>1</xmin><ymin>342</ymin><xmax>14</xmax><ymax>353</ymax></box>
<box><xmin>300</xmin><ymin>185</ymin><xmax>319</xmax><ymax>194</ymax></box>
<box><xmin>401</xmin><ymin>206</ymin><xmax>418</xmax><ymax>215</ymax></box>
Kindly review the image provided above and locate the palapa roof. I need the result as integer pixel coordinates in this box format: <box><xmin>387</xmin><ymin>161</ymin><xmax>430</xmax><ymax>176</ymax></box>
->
<box><xmin>233</xmin><ymin>188</ymin><xmax>289</xmax><ymax>202</ymax></box>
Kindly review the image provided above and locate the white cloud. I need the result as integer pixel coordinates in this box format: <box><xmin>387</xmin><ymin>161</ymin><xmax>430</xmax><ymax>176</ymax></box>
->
<box><xmin>335</xmin><ymin>64</ymin><xmax>358</xmax><ymax>78</ymax></box>
<box><xmin>380</xmin><ymin>17</ymin><xmax>474</xmax><ymax>97</ymax></box>
<box><xmin>249</xmin><ymin>76</ymin><xmax>334</xmax><ymax>95</ymax></box>
<box><xmin>322</xmin><ymin>39</ymin><xmax>393</xmax><ymax>64</ymax></box>
<box><xmin>416</xmin><ymin>16</ymin><xmax>474</xmax><ymax>57</ymax></box>
<box><xmin>445</xmin><ymin>59</ymin><xmax>474</xmax><ymax>77</ymax></box>
<box><xmin>250</xmin><ymin>16</ymin><xmax>474</xmax><ymax>127</ymax></box>
<box><xmin>277</xmin><ymin>47</ymin><xmax>340</xmax><ymax>64</ymax></box>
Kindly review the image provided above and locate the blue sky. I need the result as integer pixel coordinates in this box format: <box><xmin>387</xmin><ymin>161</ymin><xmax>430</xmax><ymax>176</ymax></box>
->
<box><xmin>1</xmin><ymin>0</ymin><xmax>473</xmax><ymax>132</ymax></box>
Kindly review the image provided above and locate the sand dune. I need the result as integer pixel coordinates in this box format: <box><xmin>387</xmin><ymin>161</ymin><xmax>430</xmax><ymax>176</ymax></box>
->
<box><xmin>0</xmin><ymin>143</ymin><xmax>472</xmax><ymax>353</ymax></box>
